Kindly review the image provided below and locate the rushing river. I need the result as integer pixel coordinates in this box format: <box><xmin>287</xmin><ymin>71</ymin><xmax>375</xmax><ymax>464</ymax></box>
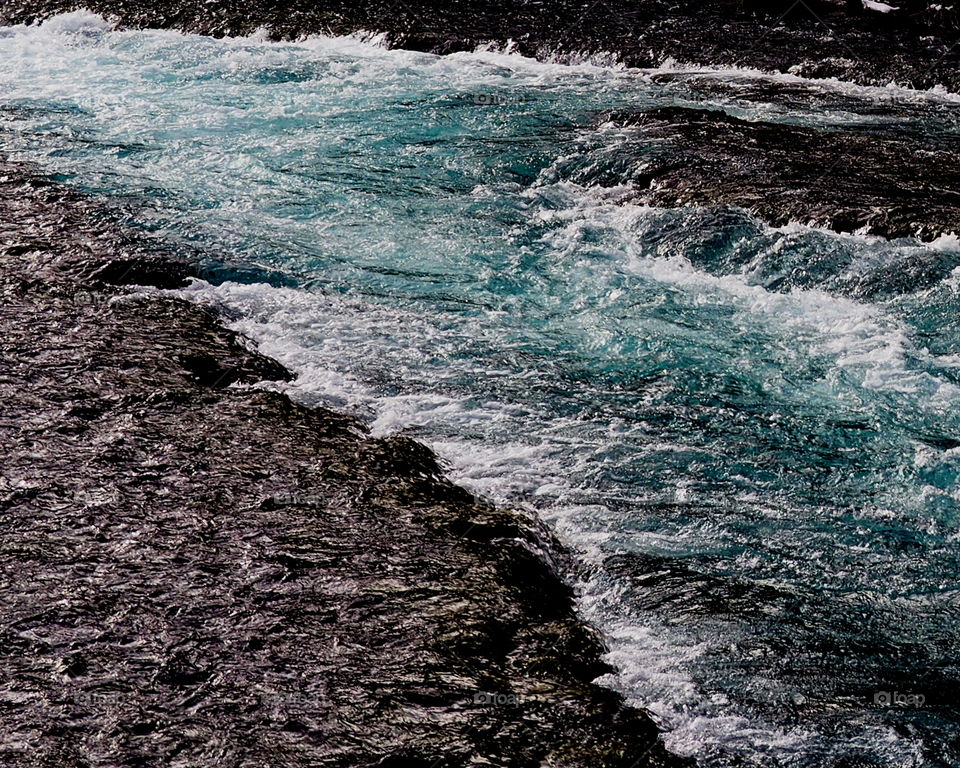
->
<box><xmin>3</xmin><ymin>11</ymin><xmax>959</xmax><ymax>766</ymax></box>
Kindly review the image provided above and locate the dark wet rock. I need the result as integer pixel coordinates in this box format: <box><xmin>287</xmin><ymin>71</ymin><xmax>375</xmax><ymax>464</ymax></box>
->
<box><xmin>81</xmin><ymin>256</ymin><xmax>194</xmax><ymax>290</ymax></box>
<box><xmin>0</xmin><ymin>162</ymin><xmax>693</xmax><ymax>767</ymax></box>
<box><xmin>1</xmin><ymin>0</ymin><xmax>958</xmax><ymax>91</ymax></box>
<box><xmin>605</xmin><ymin>551</ymin><xmax>793</xmax><ymax>620</ymax></box>
<box><xmin>586</xmin><ymin>107</ymin><xmax>960</xmax><ymax>240</ymax></box>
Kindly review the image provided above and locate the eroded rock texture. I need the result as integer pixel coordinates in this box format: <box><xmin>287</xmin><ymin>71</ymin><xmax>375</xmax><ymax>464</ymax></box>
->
<box><xmin>0</xmin><ymin>167</ymin><xmax>692</xmax><ymax>767</ymax></box>
<box><xmin>590</xmin><ymin>107</ymin><xmax>960</xmax><ymax>240</ymax></box>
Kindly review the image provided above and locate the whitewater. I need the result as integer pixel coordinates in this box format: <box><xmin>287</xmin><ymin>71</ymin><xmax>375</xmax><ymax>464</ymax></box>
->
<box><xmin>2</xmin><ymin>11</ymin><xmax>959</xmax><ymax>766</ymax></box>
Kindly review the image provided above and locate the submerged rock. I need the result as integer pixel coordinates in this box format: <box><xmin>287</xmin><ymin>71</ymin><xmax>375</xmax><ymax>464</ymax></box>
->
<box><xmin>591</xmin><ymin>107</ymin><xmax>960</xmax><ymax>240</ymax></box>
<box><xmin>0</xmin><ymin>164</ymin><xmax>693</xmax><ymax>766</ymax></box>
<box><xmin>1</xmin><ymin>1</ymin><xmax>957</xmax><ymax>243</ymax></box>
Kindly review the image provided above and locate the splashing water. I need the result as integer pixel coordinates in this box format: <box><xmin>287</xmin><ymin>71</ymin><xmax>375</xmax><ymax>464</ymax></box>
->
<box><xmin>2</xmin><ymin>12</ymin><xmax>959</xmax><ymax>766</ymax></box>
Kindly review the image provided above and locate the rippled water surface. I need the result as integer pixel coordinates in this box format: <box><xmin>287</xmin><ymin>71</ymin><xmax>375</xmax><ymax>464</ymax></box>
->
<box><xmin>3</xmin><ymin>11</ymin><xmax>960</xmax><ymax>767</ymax></box>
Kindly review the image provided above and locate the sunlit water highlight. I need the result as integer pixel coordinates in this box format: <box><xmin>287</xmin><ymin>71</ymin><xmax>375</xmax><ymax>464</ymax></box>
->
<box><xmin>2</xmin><ymin>11</ymin><xmax>960</xmax><ymax>766</ymax></box>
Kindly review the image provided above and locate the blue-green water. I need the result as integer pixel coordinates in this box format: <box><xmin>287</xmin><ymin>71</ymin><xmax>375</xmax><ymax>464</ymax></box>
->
<box><xmin>3</xmin><ymin>11</ymin><xmax>960</xmax><ymax>766</ymax></box>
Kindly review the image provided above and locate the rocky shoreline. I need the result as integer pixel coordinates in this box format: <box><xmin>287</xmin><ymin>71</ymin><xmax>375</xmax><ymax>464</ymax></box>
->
<box><xmin>0</xmin><ymin>162</ymin><xmax>694</xmax><ymax>766</ymax></box>
<box><xmin>2</xmin><ymin>0</ymin><xmax>958</xmax><ymax>91</ymax></box>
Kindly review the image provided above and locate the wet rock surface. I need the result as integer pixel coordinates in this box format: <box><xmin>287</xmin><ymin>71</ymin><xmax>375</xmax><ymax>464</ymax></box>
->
<box><xmin>1</xmin><ymin>0</ymin><xmax>958</xmax><ymax>91</ymax></box>
<box><xmin>587</xmin><ymin>107</ymin><xmax>960</xmax><ymax>240</ymax></box>
<box><xmin>0</xmin><ymin>164</ymin><xmax>692</xmax><ymax>767</ymax></box>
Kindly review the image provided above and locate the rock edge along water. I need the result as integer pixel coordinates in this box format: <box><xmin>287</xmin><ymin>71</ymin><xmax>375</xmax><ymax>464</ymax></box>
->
<box><xmin>0</xmin><ymin>162</ymin><xmax>695</xmax><ymax>767</ymax></box>
<box><xmin>1</xmin><ymin>0</ymin><xmax>958</xmax><ymax>91</ymax></box>
<box><xmin>589</xmin><ymin>107</ymin><xmax>960</xmax><ymax>241</ymax></box>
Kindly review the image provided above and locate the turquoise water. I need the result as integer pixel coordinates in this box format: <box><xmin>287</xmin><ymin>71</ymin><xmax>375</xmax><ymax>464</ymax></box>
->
<box><xmin>3</xmin><ymin>11</ymin><xmax>960</xmax><ymax>766</ymax></box>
